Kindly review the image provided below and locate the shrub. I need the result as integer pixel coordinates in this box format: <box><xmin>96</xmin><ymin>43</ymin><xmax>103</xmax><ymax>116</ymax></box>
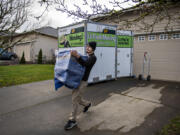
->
<box><xmin>19</xmin><ymin>51</ymin><xmax>26</xmax><ymax>64</ymax></box>
<box><xmin>38</xmin><ymin>49</ymin><xmax>43</xmax><ymax>64</ymax></box>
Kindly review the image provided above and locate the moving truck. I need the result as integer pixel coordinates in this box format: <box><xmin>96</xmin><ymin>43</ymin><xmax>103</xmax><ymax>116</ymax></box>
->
<box><xmin>57</xmin><ymin>21</ymin><xmax>133</xmax><ymax>83</ymax></box>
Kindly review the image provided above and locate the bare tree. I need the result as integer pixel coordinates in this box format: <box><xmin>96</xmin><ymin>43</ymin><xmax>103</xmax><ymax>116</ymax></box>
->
<box><xmin>39</xmin><ymin>0</ymin><xmax>180</xmax><ymax>32</ymax></box>
<box><xmin>0</xmin><ymin>0</ymin><xmax>31</xmax><ymax>56</ymax></box>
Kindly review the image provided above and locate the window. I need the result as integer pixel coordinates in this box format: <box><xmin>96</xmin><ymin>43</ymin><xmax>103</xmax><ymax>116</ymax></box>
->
<box><xmin>138</xmin><ymin>36</ymin><xmax>145</xmax><ymax>41</ymax></box>
<box><xmin>159</xmin><ymin>34</ymin><xmax>168</xmax><ymax>40</ymax></box>
<box><xmin>148</xmin><ymin>35</ymin><xmax>156</xmax><ymax>41</ymax></box>
<box><xmin>172</xmin><ymin>33</ymin><xmax>180</xmax><ymax>39</ymax></box>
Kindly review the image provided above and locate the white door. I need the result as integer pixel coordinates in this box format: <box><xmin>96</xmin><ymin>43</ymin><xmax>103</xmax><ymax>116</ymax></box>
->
<box><xmin>117</xmin><ymin>48</ymin><xmax>132</xmax><ymax>77</ymax></box>
<box><xmin>101</xmin><ymin>47</ymin><xmax>115</xmax><ymax>80</ymax></box>
<box><xmin>88</xmin><ymin>47</ymin><xmax>115</xmax><ymax>83</ymax></box>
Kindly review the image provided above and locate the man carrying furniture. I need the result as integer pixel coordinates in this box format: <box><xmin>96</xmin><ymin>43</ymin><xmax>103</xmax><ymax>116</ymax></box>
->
<box><xmin>64</xmin><ymin>41</ymin><xmax>97</xmax><ymax>130</ymax></box>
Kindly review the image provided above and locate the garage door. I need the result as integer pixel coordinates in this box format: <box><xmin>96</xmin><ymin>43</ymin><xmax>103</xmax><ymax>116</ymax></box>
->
<box><xmin>14</xmin><ymin>44</ymin><xmax>31</xmax><ymax>61</ymax></box>
<box><xmin>133</xmin><ymin>33</ymin><xmax>180</xmax><ymax>82</ymax></box>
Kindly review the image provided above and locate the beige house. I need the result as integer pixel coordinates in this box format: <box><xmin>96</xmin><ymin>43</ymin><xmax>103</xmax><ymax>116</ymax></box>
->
<box><xmin>13</xmin><ymin>26</ymin><xmax>58</xmax><ymax>63</ymax></box>
<box><xmin>93</xmin><ymin>5</ymin><xmax>180</xmax><ymax>82</ymax></box>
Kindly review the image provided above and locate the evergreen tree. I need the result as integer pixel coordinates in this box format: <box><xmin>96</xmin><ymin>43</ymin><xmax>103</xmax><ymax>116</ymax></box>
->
<box><xmin>38</xmin><ymin>49</ymin><xmax>43</xmax><ymax>64</ymax></box>
<box><xmin>20</xmin><ymin>51</ymin><xmax>26</xmax><ymax>64</ymax></box>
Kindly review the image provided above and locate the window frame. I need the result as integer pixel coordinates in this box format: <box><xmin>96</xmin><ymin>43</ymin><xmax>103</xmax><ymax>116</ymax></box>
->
<box><xmin>148</xmin><ymin>35</ymin><xmax>156</xmax><ymax>41</ymax></box>
<box><xmin>138</xmin><ymin>36</ymin><xmax>145</xmax><ymax>41</ymax></box>
<box><xmin>172</xmin><ymin>33</ymin><xmax>180</xmax><ymax>39</ymax></box>
<box><xmin>159</xmin><ymin>34</ymin><xmax>168</xmax><ymax>40</ymax></box>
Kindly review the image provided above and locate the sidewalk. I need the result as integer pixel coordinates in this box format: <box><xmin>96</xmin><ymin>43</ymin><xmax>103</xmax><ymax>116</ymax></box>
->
<box><xmin>0</xmin><ymin>78</ymin><xmax>179</xmax><ymax>135</ymax></box>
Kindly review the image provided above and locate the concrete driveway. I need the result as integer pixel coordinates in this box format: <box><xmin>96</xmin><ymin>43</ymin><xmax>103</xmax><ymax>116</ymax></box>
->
<box><xmin>0</xmin><ymin>78</ymin><xmax>180</xmax><ymax>135</ymax></box>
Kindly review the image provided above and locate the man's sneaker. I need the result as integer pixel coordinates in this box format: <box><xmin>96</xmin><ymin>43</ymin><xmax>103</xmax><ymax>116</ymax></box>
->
<box><xmin>83</xmin><ymin>103</ymin><xmax>91</xmax><ymax>113</ymax></box>
<box><xmin>64</xmin><ymin>120</ymin><xmax>77</xmax><ymax>130</ymax></box>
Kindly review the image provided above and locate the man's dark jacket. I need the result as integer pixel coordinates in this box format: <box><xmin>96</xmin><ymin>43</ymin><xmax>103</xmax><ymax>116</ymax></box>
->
<box><xmin>77</xmin><ymin>53</ymin><xmax>96</xmax><ymax>81</ymax></box>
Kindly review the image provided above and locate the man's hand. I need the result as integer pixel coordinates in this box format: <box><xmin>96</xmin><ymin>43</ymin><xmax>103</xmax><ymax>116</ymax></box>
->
<box><xmin>71</xmin><ymin>50</ymin><xmax>80</xmax><ymax>58</ymax></box>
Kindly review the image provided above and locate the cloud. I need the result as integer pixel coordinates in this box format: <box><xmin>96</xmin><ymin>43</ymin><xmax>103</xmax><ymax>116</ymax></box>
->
<box><xmin>18</xmin><ymin>0</ymin><xmax>134</xmax><ymax>32</ymax></box>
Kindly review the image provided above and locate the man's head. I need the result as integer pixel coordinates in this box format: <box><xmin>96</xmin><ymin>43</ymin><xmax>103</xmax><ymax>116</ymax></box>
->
<box><xmin>86</xmin><ymin>41</ymin><xmax>96</xmax><ymax>54</ymax></box>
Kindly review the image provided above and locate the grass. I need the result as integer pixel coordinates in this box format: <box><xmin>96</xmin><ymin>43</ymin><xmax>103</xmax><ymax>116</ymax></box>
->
<box><xmin>0</xmin><ymin>64</ymin><xmax>54</xmax><ymax>87</ymax></box>
<box><xmin>159</xmin><ymin>114</ymin><xmax>180</xmax><ymax>135</ymax></box>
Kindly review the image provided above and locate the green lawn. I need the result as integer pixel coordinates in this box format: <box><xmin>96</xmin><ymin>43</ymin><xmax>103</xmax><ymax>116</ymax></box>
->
<box><xmin>159</xmin><ymin>114</ymin><xmax>180</xmax><ymax>135</ymax></box>
<box><xmin>0</xmin><ymin>64</ymin><xmax>54</xmax><ymax>87</ymax></box>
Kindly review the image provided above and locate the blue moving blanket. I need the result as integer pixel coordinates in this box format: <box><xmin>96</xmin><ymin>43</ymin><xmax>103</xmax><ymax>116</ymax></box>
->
<box><xmin>54</xmin><ymin>50</ymin><xmax>87</xmax><ymax>90</ymax></box>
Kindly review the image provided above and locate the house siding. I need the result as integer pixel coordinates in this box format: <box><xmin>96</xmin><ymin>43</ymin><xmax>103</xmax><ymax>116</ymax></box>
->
<box><xmin>13</xmin><ymin>33</ymin><xmax>37</xmax><ymax>61</ymax></box>
<box><xmin>34</xmin><ymin>34</ymin><xmax>58</xmax><ymax>62</ymax></box>
<box><xmin>13</xmin><ymin>32</ymin><xmax>58</xmax><ymax>62</ymax></box>
<box><xmin>95</xmin><ymin>6</ymin><xmax>180</xmax><ymax>82</ymax></box>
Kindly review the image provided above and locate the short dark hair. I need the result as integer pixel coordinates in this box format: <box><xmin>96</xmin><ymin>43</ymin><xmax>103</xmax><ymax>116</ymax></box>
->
<box><xmin>88</xmin><ymin>41</ymin><xmax>96</xmax><ymax>51</ymax></box>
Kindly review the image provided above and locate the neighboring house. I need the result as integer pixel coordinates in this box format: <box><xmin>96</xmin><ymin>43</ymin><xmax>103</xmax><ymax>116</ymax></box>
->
<box><xmin>13</xmin><ymin>26</ymin><xmax>58</xmax><ymax>63</ymax></box>
<box><xmin>92</xmin><ymin>5</ymin><xmax>180</xmax><ymax>82</ymax></box>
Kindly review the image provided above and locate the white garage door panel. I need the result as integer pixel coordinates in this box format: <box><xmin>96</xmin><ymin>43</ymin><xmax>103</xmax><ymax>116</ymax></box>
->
<box><xmin>133</xmin><ymin>39</ymin><xmax>180</xmax><ymax>82</ymax></box>
<box><xmin>151</xmin><ymin>71</ymin><xmax>180</xmax><ymax>81</ymax></box>
<box><xmin>14</xmin><ymin>44</ymin><xmax>31</xmax><ymax>61</ymax></box>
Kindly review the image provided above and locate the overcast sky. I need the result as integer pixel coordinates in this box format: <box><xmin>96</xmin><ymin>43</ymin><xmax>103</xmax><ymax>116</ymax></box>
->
<box><xmin>19</xmin><ymin>0</ymin><xmax>134</xmax><ymax>32</ymax></box>
<box><xmin>19</xmin><ymin>1</ymin><xmax>74</xmax><ymax>32</ymax></box>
